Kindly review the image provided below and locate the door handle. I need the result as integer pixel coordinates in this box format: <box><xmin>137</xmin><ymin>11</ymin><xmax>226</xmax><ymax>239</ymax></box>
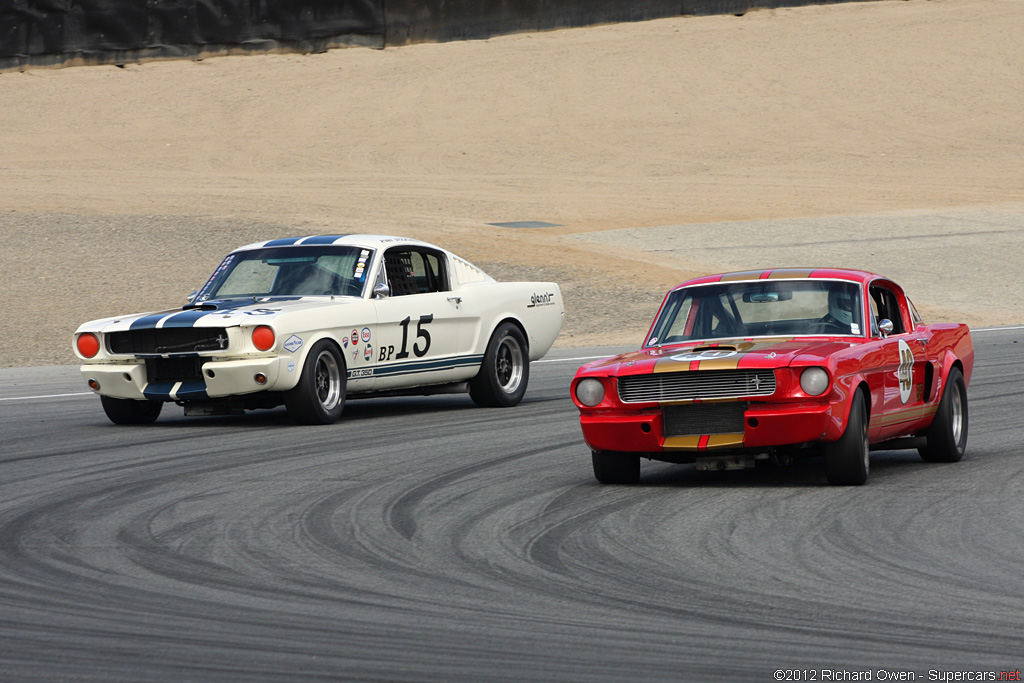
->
<box><xmin>447</xmin><ymin>296</ymin><xmax>462</xmax><ymax>305</ymax></box>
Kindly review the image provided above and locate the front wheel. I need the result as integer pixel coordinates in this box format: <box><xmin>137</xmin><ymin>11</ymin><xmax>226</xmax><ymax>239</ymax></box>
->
<box><xmin>100</xmin><ymin>396</ymin><xmax>163</xmax><ymax>425</ymax></box>
<box><xmin>824</xmin><ymin>391</ymin><xmax>869</xmax><ymax>486</ymax></box>
<box><xmin>469</xmin><ymin>323</ymin><xmax>529</xmax><ymax>407</ymax></box>
<box><xmin>919</xmin><ymin>367</ymin><xmax>968</xmax><ymax>463</ymax></box>
<box><xmin>592</xmin><ymin>450</ymin><xmax>640</xmax><ymax>485</ymax></box>
<box><xmin>284</xmin><ymin>340</ymin><xmax>346</xmax><ymax>425</ymax></box>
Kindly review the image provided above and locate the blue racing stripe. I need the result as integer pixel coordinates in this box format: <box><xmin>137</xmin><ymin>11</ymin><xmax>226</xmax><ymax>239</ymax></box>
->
<box><xmin>372</xmin><ymin>354</ymin><xmax>484</xmax><ymax>377</ymax></box>
<box><xmin>263</xmin><ymin>237</ymin><xmax>304</xmax><ymax>247</ymax></box>
<box><xmin>301</xmin><ymin>235</ymin><xmax>348</xmax><ymax>245</ymax></box>
<box><xmin>130</xmin><ymin>299</ymin><xmax>257</xmax><ymax>330</ymax></box>
<box><xmin>158</xmin><ymin>309</ymin><xmax>216</xmax><ymax>328</ymax></box>
<box><xmin>129</xmin><ymin>313</ymin><xmax>172</xmax><ymax>330</ymax></box>
<box><xmin>143</xmin><ymin>382</ymin><xmax>177</xmax><ymax>400</ymax></box>
<box><xmin>143</xmin><ymin>381</ymin><xmax>209</xmax><ymax>400</ymax></box>
<box><xmin>175</xmin><ymin>382</ymin><xmax>209</xmax><ymax>400</ymax></box>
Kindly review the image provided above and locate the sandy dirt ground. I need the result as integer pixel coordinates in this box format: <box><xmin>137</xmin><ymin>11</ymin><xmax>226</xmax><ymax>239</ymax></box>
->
<box><xmin>1</xmin><ymin>0</ymin><xmax>1022</xmax><ymax>368</ymax></box>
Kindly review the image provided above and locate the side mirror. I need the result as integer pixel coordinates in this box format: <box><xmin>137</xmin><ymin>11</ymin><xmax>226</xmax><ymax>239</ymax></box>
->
<box><xmin>878</xmin><ymin>319</ymin><xmax>894</xmax><ymax>338</ymax></box>
<box><xmin>373</xmin><ymin>282</ymin><xmax>391</xmax><ymax>299</ymax></box>
<box><xmin>186</xmin><ymin>290</ymin><xmax>199</xmax><ymax>303</ymax></box>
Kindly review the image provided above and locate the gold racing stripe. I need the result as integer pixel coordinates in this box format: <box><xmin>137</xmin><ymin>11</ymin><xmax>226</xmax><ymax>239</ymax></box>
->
<box><xmin>663</xmin><ymin>434</ymin><xmax>745</xmax><ymax>451</ymax></box>
<box><xmin>697</xmin><ymin>356</ymin><xmax>741</xmax><ymax>371</ymax></box>
<box><xmin>767</xmin><ymin>268</ymin><xmax>816</xmax><ymax>279</ymax></box>
<box><xmin>873</xmin><ymin>403</ymin><xmax>939</xmax><ymax>427</ymax></box>
<box><xmin>706</xmin><ymin>434</ymin><xmax>745</xmax><ymax>449</ymax></box>
<box><xmin>719</xmin><ymin>270</ymin><xmax>767</xmax><ymax>282</ymax></box>
<box><xmin>663</xmin><ymin>435</ymin><xmax>702</xmax><ymax>450</ymax></box>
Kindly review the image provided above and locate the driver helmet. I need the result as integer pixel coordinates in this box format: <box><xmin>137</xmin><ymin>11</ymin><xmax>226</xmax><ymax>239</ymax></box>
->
<box><xmin>828</xmin><ymin>287</ymin><xmax>855</xmax><ymax>326</ymax></box>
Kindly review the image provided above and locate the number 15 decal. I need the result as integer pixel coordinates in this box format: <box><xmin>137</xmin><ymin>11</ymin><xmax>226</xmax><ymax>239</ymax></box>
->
<box><xmin>396</xmin><ymin>314</ymin><xmax>433</xmax><ymax>359</ymax></box>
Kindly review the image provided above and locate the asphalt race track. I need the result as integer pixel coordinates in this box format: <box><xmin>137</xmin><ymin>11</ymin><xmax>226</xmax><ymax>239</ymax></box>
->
<box><xmin>2</xmin><ymin>329</ymin><xmax>1023</xmax><ymax>681</ymax></box>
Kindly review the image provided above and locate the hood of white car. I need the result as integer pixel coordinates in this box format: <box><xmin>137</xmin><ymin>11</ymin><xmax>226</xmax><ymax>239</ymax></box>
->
<box><xmin>80</xmin><ymin>296</ymin><xmax>364</xmax><ymax>333</ymax></box>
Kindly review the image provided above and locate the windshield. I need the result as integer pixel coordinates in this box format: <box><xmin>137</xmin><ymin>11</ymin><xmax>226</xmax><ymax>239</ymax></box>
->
<box><xmin>646</xmin><ymin>279</ymin><xmax>864</xmax><ymax>345</ymax></box>
<box><xmin>194</xmin><ymin>246</ymin><xmax>374</xmax><ymax>301</ymax></box>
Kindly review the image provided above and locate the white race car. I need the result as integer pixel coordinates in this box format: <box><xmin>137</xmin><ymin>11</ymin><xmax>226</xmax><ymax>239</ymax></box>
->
<box><xmin>74</xmin><ymin>235</ymin><xmax>564</xmax><ymax>425</ymax></box>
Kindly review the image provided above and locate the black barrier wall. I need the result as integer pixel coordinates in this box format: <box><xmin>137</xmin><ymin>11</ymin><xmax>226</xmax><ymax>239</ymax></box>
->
<box><xmin>385</xmin><ymin>0</ymin><xmax>883</xmax><ymax>45</ymax></box>
<box><xmin>0</xmin><ymin>0</ymin><xmax>385</xmax><ymax>70</ymax></box>
<box><xmin>1</xmin><ymin>0</ymin><xmax>881</xmax><ymax>71</ymax></box>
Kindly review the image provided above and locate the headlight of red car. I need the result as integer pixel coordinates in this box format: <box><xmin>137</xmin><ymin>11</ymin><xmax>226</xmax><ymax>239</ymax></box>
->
<box><xmin>575</xmin><ymin>378</ymin><xmax>606</xmax><ymax>407</ymax></box>
<box><xmin>800</xmin><ymin>367</ymin><xmax>830</xmax><ymax>396</ymax></box>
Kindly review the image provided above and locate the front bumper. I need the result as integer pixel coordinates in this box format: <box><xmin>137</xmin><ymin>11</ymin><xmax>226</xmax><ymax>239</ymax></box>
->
<box><xmin>579</xmin><ymin>401</ymin><xmax>835</xmax><ymax>455</ymax></box>
<box><xmin>80</xmin><ymin>355</ymin><xmax>287</xmax><ymax>401</ymax></box>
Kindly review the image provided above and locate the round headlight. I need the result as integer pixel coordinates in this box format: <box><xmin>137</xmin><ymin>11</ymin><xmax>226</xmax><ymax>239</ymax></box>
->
<box><xmin>575</xmin><ymin>378</ymin><xmax>606</xmax><ymax>407</ymax></box>
<box><xmin>251</xmin><ymin>325</ymin><xmax>275</xmax><ymax>351</ymax></box>
<box><xmin>800</xmin><ymin>367</ymin><xmax>830</xmax><ymax>396</ymax></box>
<box><xmin>76</xmin><ymin>332</ymin><xmax>100</xmax><ymax>358</ymax></box>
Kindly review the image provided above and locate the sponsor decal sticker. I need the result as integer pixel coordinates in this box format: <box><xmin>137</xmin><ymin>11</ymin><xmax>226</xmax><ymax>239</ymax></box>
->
<box><xmin>287</xmin><ymin>360</ymin><xmax>296</xmax><ymax>373</ymax></box>
<box><xmin>528</xmin><ymin>292</ymin><xmax>556</xmax><ymax>308</ymax></box>
<box><xmin>342</xmin><ymin>337</ymin><xmax>349</xmax><ymax>348</ymax></box>
<box><xmin>351</xmin><ymin>330</ymin><xmax>359</xmax><ymax>345</ymax></box>
<box><xmin>364</xmin><ymin>344</ymin><xmax>373</xmax><ymax>361</ymax></box>
<box><xmin>283</xmin><ymin>335</ymin><xmax>303</xmax><ymax>353</ymax></box>
<box><xmin>897</xmin><ymin>339</ymin><xmax>914</xmax><ymax>404</ymax></box>
<box><xmin>671</xmin><ymin>349</ymin><xmax>739</xmax><ymax>362</ymax></box>
<box><xmin>361</xmin><ymin>327</ymin><xmax>371</xmax><ymax>343</ymax></box>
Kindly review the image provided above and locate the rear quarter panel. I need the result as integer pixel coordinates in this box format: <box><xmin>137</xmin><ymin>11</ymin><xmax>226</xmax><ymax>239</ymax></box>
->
<box><xmin>455</xmin><ymin>281</ymin><xmax>564</xmax><ymax>360</ymax></box>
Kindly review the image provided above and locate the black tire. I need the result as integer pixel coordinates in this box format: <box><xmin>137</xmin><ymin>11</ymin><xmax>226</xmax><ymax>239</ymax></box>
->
<box><xmin>100</xmin><ymin>396</ymin><xmax>163</xmax><ymax>425</ymax></box>
<box><xmin>284</xmin><ymin>340</ymin><xmax>346</xmax><ymax>425</ymax></box>
<box><xmin>592</xmin><ymin>450</ymin><xmax>641</xmax><ymax>485</ymax></box>
<box><xmin>824</xmin><ymin>390</ymin><xmax>869</xmax><ymax>486</ymax></box>
<box><xmin>469</xmin><ymin>323</ymin><xmax>529</xmax><ymax>408</ymax></box>
<box><xmin>919</xmin><ymin>366</ymin><xmax>968</xmax><ymax>463</ymax></box>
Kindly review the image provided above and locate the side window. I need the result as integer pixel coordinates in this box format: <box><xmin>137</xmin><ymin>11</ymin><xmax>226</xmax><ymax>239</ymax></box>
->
<box><xmin>869</xmin><ymin>286</ymin><xmax>906</xmax><ymax>335</ymax></box>
<box><xmin>908</xmin><ymin>298</ymin><xmax>924</xmax><ymax>327</ymax></box>
<box><xmin>383</xmin><ymin>248</ymin><xmax>449</xmax><ymax>296</ymax></box>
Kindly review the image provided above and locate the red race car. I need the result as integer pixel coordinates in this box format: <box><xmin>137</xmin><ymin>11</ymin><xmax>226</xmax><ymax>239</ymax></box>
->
<box><xmin>570</xmin><ymin>268</ymin><xmax>973</xmax><ymax>486</ymax></box>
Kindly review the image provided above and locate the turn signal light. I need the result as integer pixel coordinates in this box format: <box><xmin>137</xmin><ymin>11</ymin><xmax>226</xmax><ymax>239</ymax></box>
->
<box><xmin>77</xmin><ymin>333</ymin><xmax>100</xmax><ymax>358</ymax></box>
<box><xmin>252</xmin><ymin>326</ymin><xmax>275</xmax><ymax>351</ymax></box>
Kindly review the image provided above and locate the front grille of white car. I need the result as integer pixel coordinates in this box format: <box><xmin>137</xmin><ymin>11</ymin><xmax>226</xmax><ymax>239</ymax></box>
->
<box><xmin>617</xmin><ymin>370</ymin><xmax>776</xmax><ymax>403</ymax></box>
<box><xmin>108</xmin><ymin>328</ymin><xmax>230</xmax><ymax>355</ymax></box>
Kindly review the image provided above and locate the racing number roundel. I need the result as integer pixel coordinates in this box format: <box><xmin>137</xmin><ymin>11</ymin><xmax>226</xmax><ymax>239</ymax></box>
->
<box><xmin>897</xmin><ymin>339</ymin><xmax>914</xmax><ymax>404</ymax></box>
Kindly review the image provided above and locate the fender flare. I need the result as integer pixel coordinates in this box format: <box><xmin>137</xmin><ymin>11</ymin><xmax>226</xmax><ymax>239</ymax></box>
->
<box><xmin>272</xmin><ymin>332</ymin><xmax>346</xmax><ymax>392</ymax></box>
<box><xmin>823</xmin><ymin>373</ymin><xmax>871</xmax><ymax>443</ymax></box>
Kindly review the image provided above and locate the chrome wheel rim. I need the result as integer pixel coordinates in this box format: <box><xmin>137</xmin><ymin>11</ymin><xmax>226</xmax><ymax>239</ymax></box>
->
<box><xmin>314</xmin><ymin>350</ymin><xmax>342</xmax><ymax>410</ymax></box>
<box><xmin>859</xmin><ymin>402</ymin><xmax>870</xmax><ymax>473</ymax></box>
<box><xmin>495</xmin><ymin>335</ymin><xmax>524</xmax><ymax>393</ymax></box>
<box><xmin>950</xmin><ymin>384</ymin><xmax>963</xmax><ymax>444</ymax></box>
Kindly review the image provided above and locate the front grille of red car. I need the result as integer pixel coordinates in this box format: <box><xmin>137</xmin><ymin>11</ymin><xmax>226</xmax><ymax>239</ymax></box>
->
<box><xmin>662</xmin><ymin>403</ymin><xmax>747</xmax><ymax>436</ymax></box>
<box><xmin>617</xmin><ymin>370</ymin><xmax>776</xmax><ymax>403</ymax></box>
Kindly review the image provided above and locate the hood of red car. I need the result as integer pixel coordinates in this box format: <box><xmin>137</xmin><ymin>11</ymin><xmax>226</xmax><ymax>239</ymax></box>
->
<box><xmin>578</xmin><ymin>338</ymin><xmax>860</xmax><ymax>376</ymax></box>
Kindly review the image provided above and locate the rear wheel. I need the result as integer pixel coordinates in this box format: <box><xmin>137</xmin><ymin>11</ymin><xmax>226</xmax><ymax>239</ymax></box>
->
<box><xmin>824</xmin><ymin>391</ymin><xmax>869</xmax><ymax>486</ymax></box>
<box><xmin>469</xmin><ymin>323</ymin><xmax>529</xmax><ymax>407</ymax></box>
<box><xmin>919</xmin><ymin>367</ymin><xmax>968</xmax><ymax>463</ymax></box>
<box><xmin>100</xmin><ymin>396</ymin><xmax>162</xmax><ymax>425</ymax></box>
<box><xmin>592</xmin><ymin>450</ymin><xmax>641</xmax><ymax>485</ymax></box>
<box><xmin>284</xmin><ymin>340</ymin><xmax>346</xmax><ymax>425</ymax></box>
